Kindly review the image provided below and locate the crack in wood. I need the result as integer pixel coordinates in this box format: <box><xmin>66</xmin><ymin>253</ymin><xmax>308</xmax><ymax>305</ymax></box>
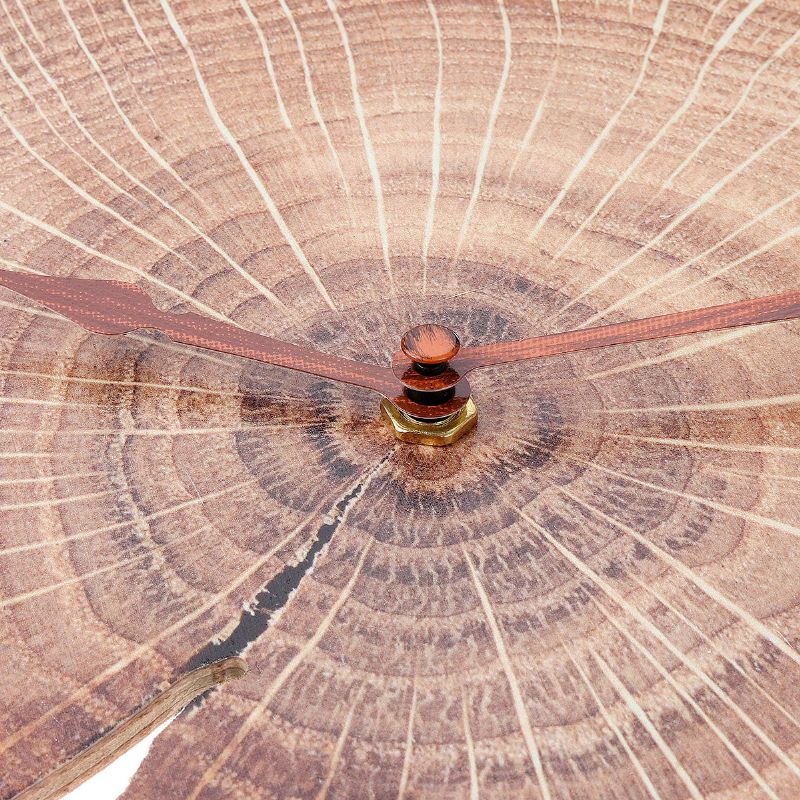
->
<box><xmin>182</xmin><ymin>451</ymin><xmax>395</xmax><ymax>709</ymax></box>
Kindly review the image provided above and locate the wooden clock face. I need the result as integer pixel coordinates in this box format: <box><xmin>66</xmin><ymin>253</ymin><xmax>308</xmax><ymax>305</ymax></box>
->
<box><xmin>2</xmin><ymin>0</ymin><xmax>800</xmax><ymax>798</ymax></box>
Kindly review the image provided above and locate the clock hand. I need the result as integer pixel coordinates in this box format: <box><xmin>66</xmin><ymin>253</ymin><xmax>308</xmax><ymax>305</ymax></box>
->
<box><xmin>392</xmin><ymin>290</ymin><xmax>800</xmax><ymax>390</ymax></box>
<box><xmin>0</xmin><ymin>269</ymin><xmax>399</xmax><ymax>396</ymax></box>
<box><xmin>15</xmin><ymin>270</ymin><xmax>790</xmax><ymax>432</ymax></box>
<box><xmin>455</xmin><ymin>290</ymin><xmax>800</xmax><ymax>370</ymax></box>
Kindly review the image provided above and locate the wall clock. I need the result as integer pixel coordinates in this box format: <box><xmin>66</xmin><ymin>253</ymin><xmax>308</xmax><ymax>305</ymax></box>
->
<box><xmin>1</xmin><ymin>0</ymin><xmax>800</xmax><ymax>798</ymax></box>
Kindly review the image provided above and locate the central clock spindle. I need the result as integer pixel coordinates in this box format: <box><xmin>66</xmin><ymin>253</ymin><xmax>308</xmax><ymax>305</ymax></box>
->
<box><xmin>400</xmin><ymin>323</ymin><xmax>461</xmax><ymax>373</ymax></box>
<box><xmin>381</xmin><ymin>324</ymin><xmax>477</xmax><ymax>446</ymax></box>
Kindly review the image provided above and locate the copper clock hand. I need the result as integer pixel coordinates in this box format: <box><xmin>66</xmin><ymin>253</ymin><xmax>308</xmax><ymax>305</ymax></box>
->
<box><xmin>455</xmin><ymin>289</ymin><xmax>800</xmax><ymax>370</ymax></box>
<box><xmin>0</xmin><ymin>269</ymin><xmax>399</xmax><ymax>396</ymax></box>
<box><xmin>392</xmin><ymin>291</ymin><xmax>800</xmax><ymax>392</ymax></box>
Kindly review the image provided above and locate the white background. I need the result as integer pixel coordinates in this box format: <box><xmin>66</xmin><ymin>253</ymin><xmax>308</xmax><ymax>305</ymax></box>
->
<box><xmin>63</xmin><ymin>718</ymin><xmax>173</xmax><ymax>800</ymax></box>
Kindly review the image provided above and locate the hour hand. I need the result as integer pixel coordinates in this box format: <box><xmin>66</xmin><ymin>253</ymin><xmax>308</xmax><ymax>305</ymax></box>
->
<box><xmin>0</xmin><ymin>269</ymin><xmax>398</xmax><ymax>395</ymax></box>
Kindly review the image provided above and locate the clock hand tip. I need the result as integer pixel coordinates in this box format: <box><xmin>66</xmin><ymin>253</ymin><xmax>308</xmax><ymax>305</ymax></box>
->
<box><xmin>0</xmin><ymin>268</ymin><xmax>164</xmax><ymax>335</ymax></box>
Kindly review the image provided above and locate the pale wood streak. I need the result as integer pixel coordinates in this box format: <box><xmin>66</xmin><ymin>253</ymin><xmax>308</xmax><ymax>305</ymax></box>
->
<box><xmin>2</xmin><ymin>0</ymin><xmax>288</xmax><ymax>314</ymax></box>
<box><xmin>0</xmin><ymin>47</ymin><xmax>136</xmax><ymax>202</ymax></box>
<box><xmin>513</xmin><ymin>496</ymin><xmax>800</xmax><ymax>780</ymax></box>
<box><xmin>592</xmin><ymin>650</ymin><xmax>704</xmax><ymax>800</ymax></box>
<box><xmin>0</xmin><ymin>522</ymin><xmax>212</xmax><ymax>609</ymax></box>
<box><xmin>666</xmin><ymin>223</ymin><xmax>800</xmax><ymax>302</ymax></box>
<box><xmin>561</xmin><ymin>640</ymin><xmax>664</xmax><ymax>800</ymax></box>
<box><xmin>121</xmin><ymin>0</ymin><xmax>155</xmax><ymax>54</ymax></box>
<box><xmin>0</xmin><ymin>476</ymin><xmax>258</xmax><ymax>563</ymax></box>
<box><xmin>396</xmin><ymin>677</ymin><xmax>417</xmax><ymax>800</ymax></box>
<box><xmin>550</xmin><ymin>0</ymin><xmax>766</xmax><ymax>269</ymax></box>
<box><xmin>56</xmin><ymin>0</ymin><xmax>203</xmax><ymax>203</ymax></box>
<box><xmin>325</xmin><ymin>0</ymin><xmax>393</xmax><ymax>293</ymax></box>
<box><xmin>238</xmin><ymin>0</ymin><xmax>292</xmax><ymax>129</ymax></box>
<box><xmin>0</xmin><ymin>452</ymin><xmax>390</xmax><ymax>756</ymax></box>
<box><xmin>159</xmin><ymin>0</ymin><xmax>337</xmax><ymax>310</ymax></box>
<box><xmin>451</xmin><ymin>0</ymin><xmax>511</xmax><ymax>267</ymax></box>
<box><xmin>462</xmin><ymin>690</ymin><xmax>480</xmax><ymax>800</ymax></box>
<box><xmin>529</xmin><ymin>0</ymin><xmax>669</xmax><ymax>242</ymax></box>
<box><xmin>572</xmin><ymin>455</ymin><xmax>800</xmax><ymax>540</ymax></box>
<box><xmin>581</xmin><ymin>188</ymin><xmax>800</xmax><ymax>325</ymax></box>
<box><xmin>277</xmin><ymin>0</ymin><xmax>350</xmax><ymax>193</ymax></box>
<box><xmin>631</xmin><ymin>574</ymin><xmax>800</xmax><ymax>731</ymax></box>
<box><xmin>463</xmin><ymin>546</ymin><xmax>552</xmax><ymax>800</ymax></box>
<box><xmin>557</xmin><ymin>485</ymin><xmax>800</xmax><ymax>671</ymax></box>
<box><xmin>555</xmin><ymin>103</ymin><xmax>799</xmax><ymax>320</ymax></box>
<box><xmin>594</xmin><ymin>598</ymin><xmax>779</xmax><ymax>799</ymax></box>
<box><xmin>315</xmin><ymin>697</ymin><xmax>359</xmax><ymax>800</ymax></box>
<box><xmin>665</xmin><ymin>27</ymin><xmax>800</xmax><ymax>190</ymax></box>
<box><xmin>421</xmin><ymin>0</ymin><xmax>443</xmax><ymax>293</ymax></box>
<box><xmin>0</xmin><ymin>200</ymin><xmax>232</xmax><ymax>323</ymax></box>
<box><xmin>597</xmin><ymin>392</ymin><xmax>800</xmax><ymax>414</ymax></box>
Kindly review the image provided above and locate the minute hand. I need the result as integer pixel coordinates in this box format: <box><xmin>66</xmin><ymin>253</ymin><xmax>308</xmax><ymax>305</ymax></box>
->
<box><xmin>453</xmin><ymin>290</ymin><xmax>800</xmax><ymax>371</ymax></box>
<box><xmin>0</xmin><ymin>270</ymin><xmax>398</xmax><ymax>395</ymax></box>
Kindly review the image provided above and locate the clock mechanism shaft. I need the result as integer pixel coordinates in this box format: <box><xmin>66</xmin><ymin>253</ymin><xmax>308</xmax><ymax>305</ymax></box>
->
<box><xmin>385</xmin><ymin>324</ymin><xmax>477</xmax><ymax>446</ymax></box>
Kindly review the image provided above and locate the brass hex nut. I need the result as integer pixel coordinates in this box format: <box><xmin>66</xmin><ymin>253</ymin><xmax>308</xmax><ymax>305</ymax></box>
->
<box><xmin>380</xmin><ymin>398</ymin><xmax>478</xmax><ymax>446</ymax></box>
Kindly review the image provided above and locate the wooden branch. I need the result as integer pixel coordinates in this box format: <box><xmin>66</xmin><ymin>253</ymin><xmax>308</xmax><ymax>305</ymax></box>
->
<box><xmin>14</xmin><ymin>659</ymin><xmax>245</xmax><ymax>800</ymax></box>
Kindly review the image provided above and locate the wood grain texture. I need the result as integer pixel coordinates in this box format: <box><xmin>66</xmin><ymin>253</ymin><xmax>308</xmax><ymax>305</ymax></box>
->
<box><xmin>0</xmin><ymin>0</ymin><xmax>799</xmax><ymax>799</ymax></box>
